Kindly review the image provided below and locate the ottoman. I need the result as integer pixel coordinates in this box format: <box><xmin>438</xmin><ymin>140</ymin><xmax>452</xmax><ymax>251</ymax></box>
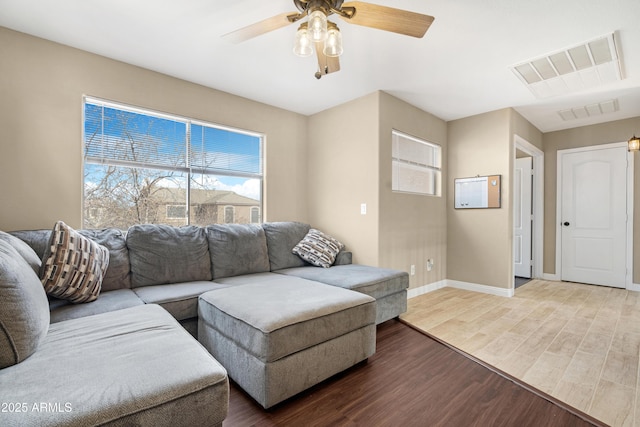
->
<box><xmin>198</xmin><ymin>276</ymin><xmax>377</xmax><ymax>409</ymax></box>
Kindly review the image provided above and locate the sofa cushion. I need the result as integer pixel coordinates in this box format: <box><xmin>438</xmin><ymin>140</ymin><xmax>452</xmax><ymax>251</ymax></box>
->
<box><xmin>9</xmin><ymin>229</ymin><xmax>51</xmax><ymax>260</ymax></box>
<box><xmin>133</xmin><ymin>281</ymin><xmax>231</xmax><ymax>321</ymax></box>
<box><xmin>0</xmin><ymin>230</ymin><xmax>41</xmax><ymax>274</ymax></box>
<box><xmin>40</xmin><ymin>221</ymin><xmax>110</xmax><ymax>304</ymax></box>
<box><xmin>199</xmin><ymin>277</ymin><xmax>375</xmax><ymax>363</ymax></box>
<box><xmin>292</xmin><ymin>228</ymin><xmax>344</xmax><ymax>268</ymax></box>
<box><xmin>127</xmin><ymin>224</ymin><xmax>211</xmax><ymax>288</ymax></box>
<box><xmin>12</xmin><ymin>228</ymin><xmax>132</xmax><ymax>291</ymax></box>
<box><xmin>206</xmin><ymin>224</ymin><xmax>270</xmax><ymax>279</ymax></box>
<box><xmin>77</xmin><ymin>228</ymin><xmax>131</xmax><ymax>291</ymax></box>
<box><xmin>0</xmin><ymin>305</ymin><xmax>229</xmax><ymax>427</ymax></box>
<box><xmin>276</xmin><ymin>264</ymin><xmax>409</xmax><ymax>299</ymax></box>
<box><xmin>213</xmin><ymin>271</ymin><xmax>289</xmax><ymax>286</ymax></box>
<box><xmin>49</xmin><ymin>289</ymin><xmax>145</xmax><ymax>323</ymax></box>
<box><xmin>0</xmin><ymin>240</ymin><xmax>50</xmax><ymax>368</ymax></box>
<box><xmin>262</xmin><ymin>221</ymin><xmax>311</xmax><ymax>271</ymax></box>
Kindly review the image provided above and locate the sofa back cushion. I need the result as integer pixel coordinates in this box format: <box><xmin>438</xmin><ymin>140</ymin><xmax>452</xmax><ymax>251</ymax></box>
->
<box><xmin>127</xmin><ymin>224</ymin><xmax>212</xmax><ymax>288</ymax></box>
<box><xmin>10</xmin><ymin>228</ymin><xmax>132</xmax><ymax>291</ymax></box>
<box><xmin>0</xmin><ymin>231</ymin><xmax>41</xmax><ymax>274</ymax></box>
<box><xmin>206</xmin><ymin>224</ymin><xmax>270</xmax><ymax>280</ymax></box>
<box><xmin>8</xmin><ymin>229</ymin><xmax>51</xmax><ymax>263</ymax></box>
<box><xmin>78</xmin><ymin>228</ymin><xmax>131</xmax><ymax>291</ymax></box>
<box><xmin>0</xmin><ymin>240</ymin><xmax>50</xmax><ymax>368</ymax></box>
<box><xmin>262</xmin><ymin>222</ymin><xmax>311</xmax><ymax>271</ymax></box>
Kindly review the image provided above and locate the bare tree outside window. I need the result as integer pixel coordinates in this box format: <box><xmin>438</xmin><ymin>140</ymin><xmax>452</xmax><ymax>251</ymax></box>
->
<box><xmin>83</xmin><ymin>98</ymin><xmax>263</xmax><ymax>229</ymax></box>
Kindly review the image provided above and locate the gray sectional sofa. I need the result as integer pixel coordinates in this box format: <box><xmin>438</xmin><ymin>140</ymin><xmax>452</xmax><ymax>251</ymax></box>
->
<box><xmin>0</xmin><ymin>221</ymin><xmax>409</xmax><ymax>424</ymax></box>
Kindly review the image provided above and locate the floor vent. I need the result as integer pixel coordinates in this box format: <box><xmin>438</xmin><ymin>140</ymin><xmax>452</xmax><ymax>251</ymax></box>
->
<box><xmin>511</xmin><ymin>33</ymin><xmax>622</xmax><ymax>98</ymax></box>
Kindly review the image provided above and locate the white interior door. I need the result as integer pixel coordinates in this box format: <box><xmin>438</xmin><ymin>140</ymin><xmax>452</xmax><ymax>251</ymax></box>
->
<box><xmin>514</xmin><ymin>156</ymin><xmax>532</xmax><ymax>278</ymax></box>
<box><xmin>560</xmin><ymin>146</ymin><xmax>627</xmax><ymax>288</ymax></box>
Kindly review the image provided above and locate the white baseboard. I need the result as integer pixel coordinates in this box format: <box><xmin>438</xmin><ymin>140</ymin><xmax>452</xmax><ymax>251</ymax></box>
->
<box><xmin>407</xmin><ymin>277</ymin><xmax>640</xmax><ymax>299</ymax></box>
<box><xmin>407</xmin><ymin>279</ymin><xmax>513</xmax><ymax>299</ymax></box>
<box><xmin>447</xmin><ymin>280</ymin><xmax>514</xmax><ymax>297</ymax></box>
<box><xmin>541</xmin><ymin>273</ymin><xmax>640</xmax><ymax>292</ymax></box>
<box><xmin>407</xmin><ymin>280</ymin><xmax>447</xmax><ymax>299</ymax></box>
<box><xmin>627</xmin><ymin>282</ymin><xmax>640</xmax><ymax>292</ymax></box>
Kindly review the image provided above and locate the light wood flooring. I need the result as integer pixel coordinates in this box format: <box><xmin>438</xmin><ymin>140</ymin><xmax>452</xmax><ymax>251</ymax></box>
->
<box><xmin>401</xmin><ymin>279</ymin><xmax>640</xmax><ymax>427</ymax></box>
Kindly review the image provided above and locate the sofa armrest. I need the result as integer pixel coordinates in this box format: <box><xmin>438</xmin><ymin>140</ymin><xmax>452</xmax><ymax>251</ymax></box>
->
<box><xmin>334</xmin><ymin>251</ymin><xmax>352</xmax><ymax>266</ymax></box>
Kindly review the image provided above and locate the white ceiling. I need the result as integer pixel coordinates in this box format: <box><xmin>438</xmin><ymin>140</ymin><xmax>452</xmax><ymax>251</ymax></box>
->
<box><xmin>1</xmin><ymin>0</ymin><xmax>639</xmax><ymax>132</ymax></box>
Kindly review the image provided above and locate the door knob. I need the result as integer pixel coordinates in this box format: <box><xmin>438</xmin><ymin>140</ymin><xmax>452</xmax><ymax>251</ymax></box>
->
<box><xmin>563</xmin><ymin>222</ymin><xmax>570</xmax><ymax>226</ymax></box>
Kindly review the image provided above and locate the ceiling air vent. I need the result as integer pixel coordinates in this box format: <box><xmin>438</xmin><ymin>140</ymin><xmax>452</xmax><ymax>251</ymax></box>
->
<box><xmin>558</xmin><ymin>99</ymin><xmax>619</xmax><ymax>121</ymax></box>
<box><xmin>511</xmin><ymin>33</ymin><xmax>622</xmax><ymax>98</ymax></box>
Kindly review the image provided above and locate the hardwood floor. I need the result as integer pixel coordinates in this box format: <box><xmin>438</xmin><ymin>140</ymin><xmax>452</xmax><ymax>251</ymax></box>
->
<box><xmin>223</xmin><ymin>319</ymin><xmax>603</xmax><ymax>426</ymax></box>
<box><xmin>402</xmin><ymin>280</ymin><xmax>639</xmax><ymax>427</ymax></box>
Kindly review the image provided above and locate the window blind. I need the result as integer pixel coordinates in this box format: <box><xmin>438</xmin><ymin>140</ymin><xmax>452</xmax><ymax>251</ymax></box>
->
<box><xmin>84</xmin><ymin>101</ymin><xmax>188</xmax><ymax>171</ymax></box>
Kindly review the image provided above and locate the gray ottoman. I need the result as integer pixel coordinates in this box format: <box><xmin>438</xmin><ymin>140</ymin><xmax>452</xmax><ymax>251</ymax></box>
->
<box><xmin>198</xmin><ymin>277</ymin><xmax>376</xmax><ymax>409</ymax></box>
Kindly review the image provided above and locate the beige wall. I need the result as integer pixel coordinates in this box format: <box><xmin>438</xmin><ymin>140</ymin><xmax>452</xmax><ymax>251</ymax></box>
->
<box><xmin>378</xmin><ymin>92</ymin><xmax>448</xmax><ymax>289</ymax></box>
<box><xmin>447</xmin><ymin>109</ymin><xmax>513</xmax><ymax>288</ymax></box>
<box><xmin>307</xmin><ymin>92</ymin><xmax>380</xmax><ymax>266</ymax></box>
<box><xmin>307</xmin><ymin>92</ymin><xmax>448</xmax><ymax>289</ymax></box>
<box><xmin>511</xmin><ymin>109</ymin><xmax>544</xmax><ymax>152</ymax></box>
<box><xmin>0</xmin><ymin>27</ymin><xmax>308</xmax><ymax>231</ymax></box>
<box><xmin>4</xmin><ymin>27</ymin><xmax>638</xmax><ymax>290</ymax></box>
<box><xmin>542</xmin><ymin>117</ymin><xmax>640</xmax><ymax>282</ymax></box>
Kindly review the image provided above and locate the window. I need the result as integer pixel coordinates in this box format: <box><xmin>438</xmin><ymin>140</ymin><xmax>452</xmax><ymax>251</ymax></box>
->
<box><xmin>224</xmin><ymin>206</ymin><xmax>234</xmax><ymax>223</ymax></box>
<box><xmin>250</xmin><ymin>207</ymin><xmax>260</xmax><ymax>224</ymax></box>
<box><xmin>166</xmin><ymin>205</ymin><xmax>187</xmax><ymax>219</ymax></box>
<box><xmin>392</xmin><ymin>130</ymin><xmax>441</xmax><ymax>196</ymax></box>
<box><xmin>83</xmin><ymin>97</ymin><xmax>263</xmax><ymax>229</ymax></box>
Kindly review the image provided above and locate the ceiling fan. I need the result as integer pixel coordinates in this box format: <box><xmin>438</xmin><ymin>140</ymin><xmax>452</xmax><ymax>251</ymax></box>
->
<box><xmin>223</xmin><ymin>0</ymin><xmax>435</xmax><ymax>79</ymax></box>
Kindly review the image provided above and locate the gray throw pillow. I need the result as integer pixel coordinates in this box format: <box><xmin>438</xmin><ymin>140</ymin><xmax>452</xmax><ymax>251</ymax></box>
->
<box><xmin>0</xmin><ymin>240</ymin><xmax>50</xmax><ymax>368</ymax></box>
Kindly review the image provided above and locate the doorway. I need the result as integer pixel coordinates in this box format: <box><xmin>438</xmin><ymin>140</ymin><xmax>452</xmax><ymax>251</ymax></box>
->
<box><xmin>514</xmin><ymin>155</ymin><xmax>533</xmax><ymax>281</ymax></box>
<box><xmin>513</xmin><ymin>135</ymin><xmax>544</xmax><ymax>289</ymax></box>
<box><xmin>557</xmin><ymin>143</ymin><xmax>630</xmax><ymax>288</ymax></box>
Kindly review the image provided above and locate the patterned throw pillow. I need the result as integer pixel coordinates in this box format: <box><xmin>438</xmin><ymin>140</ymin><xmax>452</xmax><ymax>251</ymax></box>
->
<box><xmin>39</xmin><ymin>221</ymin><xmax>109</xmax><ymax>303</ymax></box>
<box><xmin>292</xmin><ymin>229</ymin><xmax>344</xmax><ymax>268</ymax></box>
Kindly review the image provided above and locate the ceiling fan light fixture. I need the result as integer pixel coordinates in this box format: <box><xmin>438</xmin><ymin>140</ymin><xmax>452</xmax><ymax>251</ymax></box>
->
<box><xmin>293</xmin><ymin>23</ymin><xmax>313</xmax><ymax>57</ymax></box>
<box><xmin>323</xmin><ymin>22</ymin><xmax>343</xmax><ymax>57</ymax></box>
<box><xmin>307</xmin><ymin>9</ymin><xmax>328</xmax><ymax>42</ymax></box>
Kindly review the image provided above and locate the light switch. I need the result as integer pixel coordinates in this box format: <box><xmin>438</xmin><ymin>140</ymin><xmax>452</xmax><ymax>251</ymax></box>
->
<box><xmin>360</xmin><ymin>203</ymin><xmax>367</xmax><ymax>215</ymax></box>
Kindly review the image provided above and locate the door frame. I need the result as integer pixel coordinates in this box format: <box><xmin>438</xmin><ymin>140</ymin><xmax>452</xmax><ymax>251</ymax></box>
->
<box><xmin>513</xmin><ymin>135</ymin><xmax>544</xmax><ymax>283</ymax></box>
<box><xmin>514</xmin><ymin>156</ymin><xmax>533</xmax><ymax>278</ymax></box>
<box><xmin>555</xmin><ymin>141</ymin><xmax>635</xmax><ymax>289</ymax></box>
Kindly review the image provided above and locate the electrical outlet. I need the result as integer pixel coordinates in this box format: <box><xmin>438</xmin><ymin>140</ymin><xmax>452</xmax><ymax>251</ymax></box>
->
<box><xmin>427</xmin><ymin>259</ymin><xmax>434</xmax><ymax>271</ymax></box>
<box><xmin>410</xmin><ymin>265</ymin><xmax>415</xmax><ymax>276</ymax></box>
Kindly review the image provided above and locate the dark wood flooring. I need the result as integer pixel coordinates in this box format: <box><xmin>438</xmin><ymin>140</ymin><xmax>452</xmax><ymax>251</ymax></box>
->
<box><xmin>223</xmin><ymin>320</ymin><xmax>606</xmax><ymax>427</ymax></box>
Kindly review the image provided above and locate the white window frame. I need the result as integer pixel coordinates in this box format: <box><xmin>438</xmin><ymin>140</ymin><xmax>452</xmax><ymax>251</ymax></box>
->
<box><xmin>82</xmin><ymin>96</ymin><xmax>264</xmax><ymax>227</ymax></box>
<box><xmin>392</xmin><ymin>129</ymin><xmax>442</xmax><ymax>197</ymax></box>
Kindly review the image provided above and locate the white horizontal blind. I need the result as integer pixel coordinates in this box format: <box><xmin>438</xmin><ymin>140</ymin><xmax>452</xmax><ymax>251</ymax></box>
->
<box><xmin>85</xmin><ymin>101</ymin><xmax>189</xmax><ymax>171</ymax></box>
<box><xmin>392</xmin><ymin>130</ymin><xmax>441</xmax><ymax>196</ymax></box>
<box><xmin>191</xmin><ymin>123</ymin><xmax>262</xmax><ymax>177</ymax></box>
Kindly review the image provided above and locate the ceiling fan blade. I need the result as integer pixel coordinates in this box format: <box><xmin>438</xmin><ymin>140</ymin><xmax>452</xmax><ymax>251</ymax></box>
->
<box><xmin>340</xmin><ymin>1</ymin><xmax>434</xmax><ymax>38</ymax></box>
<box><xmin>315</xmin><ymin>41</ymin><xmax>341</xmax><ymax>76</ymax></box>
<box><xmin>222</xmin><ymin>12</ymin><xmax>298</xmax><ymax>44</ymax></box>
